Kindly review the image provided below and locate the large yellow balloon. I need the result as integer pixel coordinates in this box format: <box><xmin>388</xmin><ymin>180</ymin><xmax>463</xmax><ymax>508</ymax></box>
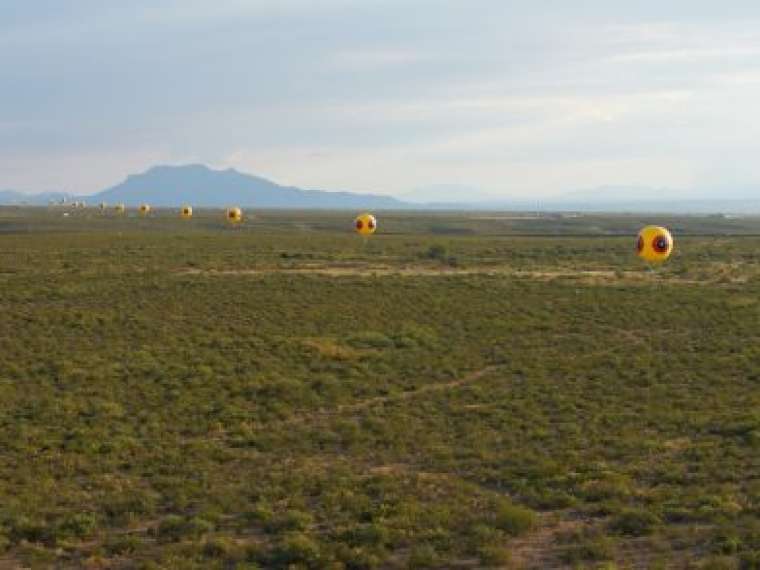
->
<box><xmin>636</xmin><ymin>225</ymin><xmax>674</xmax><ymax>263</ymax></box>
<box><xmin>354</xmin><ymin>213</ymin><xmax>377</xmax><ymax>236</ymax></box>
<box><xmin>226</xmin><ymin>207</ymin><xmax>243</xmax><ymax>223</ymax></box>
<box><xmin>139</xmin><ymin>204</ymin><xmax>151</xmax><ymax>216</ymax></box>
<box><xmin>180</xmin><ymin>205</ymin><xmax>193</xmax><ymax>219</ymax></box>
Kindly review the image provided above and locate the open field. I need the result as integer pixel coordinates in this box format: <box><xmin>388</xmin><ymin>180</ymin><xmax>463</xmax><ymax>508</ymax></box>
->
<box><xmin>0</xmin><ymin>207</ymin><xmax>759</xmax><ymax>569</ymax></box>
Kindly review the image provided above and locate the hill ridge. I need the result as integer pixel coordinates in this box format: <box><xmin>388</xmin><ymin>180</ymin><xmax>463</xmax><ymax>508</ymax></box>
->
<box><xmin>92</xmin><ymin>164</ymin><xmax>407</xmax><ymax>209</ymax></box>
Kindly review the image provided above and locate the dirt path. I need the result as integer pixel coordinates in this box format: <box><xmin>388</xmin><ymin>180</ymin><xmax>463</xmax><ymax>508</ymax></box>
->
<box><xmin>267</xmin><ymin>326</ymin><xmax>649</xmax><ymax>431</ymax></box>
<box><xmin>507</xmin><ymin>513</ymin><xmax>584</xmax><ymax>569</ymax></box>
<box><xmin>263</xmin><ymin>365</ymin><xmax>501</xmax><ymax>432</ymax></box>
<box><xmin>179</xmin><ymin>265</ymin><xmax>702</xmax><ymax>284</ymax></box>
<box><xmin>181</xmin><ymin>265</ymin><xmax>616</xmax><ymax>278</ymax></box>
<box><xmin>336</xmin><ymin>364</ymin><xmax>500</xmax><ymax>415</ymax></box>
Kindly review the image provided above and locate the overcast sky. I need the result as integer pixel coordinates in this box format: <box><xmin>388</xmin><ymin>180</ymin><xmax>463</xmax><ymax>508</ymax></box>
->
<box><xmin>2</xmin><ymin>1</ymin><xmax>760</xmax><ymax>199</ymax></box>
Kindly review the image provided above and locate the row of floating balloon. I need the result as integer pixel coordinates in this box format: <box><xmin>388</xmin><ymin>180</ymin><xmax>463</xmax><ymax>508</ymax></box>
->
<box><xmin>95</xmin><ymin>202</ymin><xmax>671</xmax><ymax>263</ymax></box>
<box><xmin>98</xmin><ymin>202</ymin><xmax>375</xmax><ymax>233</ymax></box>
<box><xmin>99</xmin><ymin>202</ymin><xmax>247</xmax><ymax>224</ymax></box>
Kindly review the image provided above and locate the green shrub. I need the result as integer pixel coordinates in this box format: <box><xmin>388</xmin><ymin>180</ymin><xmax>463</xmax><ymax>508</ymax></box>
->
<box><xmin>345</xmin><ymin>331</ymin><xmax>394</xmax><ymax>349</ymax></box>
<box><xmin>202</xmin><ymin>537</ymin><xmax>243</xmax><ymax>561</ymax></box>
<box><xmin>56</xmin><ymin>512</ymin><xmax>98</xmax><ymax>540</ymax></box>
<box><xmin>334</xmin><ymin>544</ymin><xmax>383</xmax><ymax>569</ymax></box>
<box><xmin>16</xmin><ymin>543</ymin><xmax>57</xmax><ymax>566</ymax></box>
<box><xmin>245</xmin><ymin>504</ymin><xmax>274</xmax><ymax>527</ymax></box>
<box><xmin>711</xmin><ymin>531</ymin><xmax>742</xmax><ymax>555</ymax></box>
<box><xmin>559</xmin><ymin>536</ymin><xmax>615</xmax><ymax>563</ymax></box>
<box><xmin>156</xmin><ymin>515</ymin><xmax>214</xmax><ymax>542</ymax></box>
<box><xmin>477</xmin><ymin>544</ymin><xmax>512</xmax><ymax>566</ymax></box>
<box><xmin>185</xmin><ymin>516</ymin><xmax>215</xmax><ymax>538</ymax></box>
<box><xmin>493</xmin><ymin>501</ymin><xmax>536</xmax><ymax>536</ymax></box>
<box><xmin>269</xmin><ymin>509</ymin><xmax>314</xmax><ymax>533</ymax></box>
<box><xmin>270</xmin><ymin>532</ymin><xmax>323</xmax><ymax>568</ymax></box>
<box><xmin>408</xmin><ymin>543</ymin><xmax>438</xmax><ymax>568</ymax></box>
<box><xmin>699</xmin><ymin>556</ymin><xmax>740</xmax><ymax>570</ymax></box>
<box><xmin>738</xmin><ymin>551</ymin><xmax>760</xmax><ymax>569</ymax></box>
<box><xmin>10</xmin><ymin>517</ymin><xmax>54</xmax><ymax>546</ymax></box>
<box><xmin>609</xmin><ymin>509</ymin><xmax>660</xmax><ymax>537</ymax></box>
<box><xmin>341</xmin><ymin>523</ymin><xmax>390</xmax><ymax>547</ymax></box>
<box><xmin>0</xmin><ymin>529</ymin><xmax>9</xmax><ymax>553</ymax></box>
<box><xmin>105</xmin><ymin>534</ymin><xmax>143</xmax><ymax>555</ymax></box>
<box><xmin>156</xmin><ymin>515</ymin><xmax>185</xmax><ymax>542</ymax></box>
<box><xmin>424</xmin><ymin>244</ymin><xmax>448</xmax><ymax>261</ymax></box>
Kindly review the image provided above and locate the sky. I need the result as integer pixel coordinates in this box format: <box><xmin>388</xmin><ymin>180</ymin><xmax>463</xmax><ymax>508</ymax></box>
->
<box><xmin>2</xmin><ymin>0</ymin><xmax>760</xmax><ymax>200</ymax></box>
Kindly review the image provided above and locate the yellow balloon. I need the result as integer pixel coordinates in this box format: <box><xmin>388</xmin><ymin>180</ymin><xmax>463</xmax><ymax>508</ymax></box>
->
<box><xmin>226</xmin><ymin>207</ymin><xmax>243</xmax><ymax>223</ymax></box>
<box><xmin>180</xmin><ymin>205</ymin><xmax>193</xmax><ymax>219</ymax></box>
<box><xmin>636</xmin><ymin>225</ymin><xmax>674</xmax><ymax>263</ymax></box>
<box><xmin>354</xmin><ymin>213</ymin><xmax>377</xmax><ymax>236</ymax></box>
<box><xmin>139</xmin><ymin>204</ymin><xmax>151</xmax><ymax>216</ymax></box>
<box><xmin>114</xmin><ymin>203</ymin><xmax>126</xmax><ymax>214</ymax></box>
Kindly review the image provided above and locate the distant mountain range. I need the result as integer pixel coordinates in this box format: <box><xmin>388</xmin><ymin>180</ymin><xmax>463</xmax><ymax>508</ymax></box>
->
<box><xmin>93</xmin><ymin>165</ymin><xmax>406</xmax><ymax>209</ymax></box>
<box><xmin>401</xmin><ymin>185</ymin><xmax>760</xmax><ymax>213</ymax></box>
<box><xmin>1</xmin><ymin>165</ymin><xmax>406</xmax><ymax>209</ymax></box>
<box><xmin>2</xmin><ymin>167</ymin><xmax>759</xmax><ymax>213</ymax></box>
<box><xmin>546</xmin><ymin>185</ymin><xmax>760</xmax><ymax>214</ymax></box>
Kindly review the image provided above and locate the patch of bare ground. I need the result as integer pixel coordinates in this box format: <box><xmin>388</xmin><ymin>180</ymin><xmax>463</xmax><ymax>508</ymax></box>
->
<box><xmin>177</xmin><ymin>265</ymin><xmax>715</xmax><ymax>286</ymax></box>
<box><xmin>0</xmin><ymin>557</ymin><xmax>25</xmax><ymax>570</ymax></box>
<box><xmin>179</xmin><ymin>265</ymin><xmax>488</xmax><ymax>277</ymax></box>
<box><xmin>506</xmin><ymin>514</ymin><xmax>661</xmax><ymax>570</ymax></box>
<box><xmin>302</xmin><ymin>337</ymin><xmax>368</xmax><ymax>361</ymax></box>
<box><xmin>507</xmin><ymin>512</ymin><xmax>586</xmax><ymax>569</ymax></box>
<box><xmin>509</xmin><ymin>513</ymin><xmax>711</xmax><ymax>569</ymax></box>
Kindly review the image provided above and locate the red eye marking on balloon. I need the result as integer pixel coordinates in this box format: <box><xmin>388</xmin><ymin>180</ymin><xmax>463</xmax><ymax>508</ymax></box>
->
<box><xmin>652</xmin><ymin>235</ymin><xmax>670</xmax><ymax>253</ymax></box>
<box><xmin>356</xmin><ymin>220</ymin><xmax>364</xmax><ymax>230</ymax></box>
<box><xmin>636</xmin><ymin>236</ymin><xmax>644</xmax><ymax>252</ymax></box>
<box><xmin>368</xmin><ymin>219</ymin><xmax>375</xmax><ymax>229</ymax></box>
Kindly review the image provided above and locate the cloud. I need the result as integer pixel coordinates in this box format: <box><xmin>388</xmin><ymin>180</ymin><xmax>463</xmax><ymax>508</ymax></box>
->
<box><xmin>0</xmin><ymin>146</ymin><xmax>171</xmax><ymax>194</ymax></box>
<box><xmin>325</xmin><ymin>48</ymin><xmax>434</xmax><ymax>71</ymax></box>
<box><xmin>3</xmin><ymin>2</ymin><xmax>760</xmax><ymax>196</ymax></box>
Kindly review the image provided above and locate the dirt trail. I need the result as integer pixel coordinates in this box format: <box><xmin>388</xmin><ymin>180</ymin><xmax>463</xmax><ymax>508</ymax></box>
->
<box><xmin>336</xmin><ymin>364</ymin><xmax>500</xmax><ymax>414</ymax></box>
<box><xmin>179</xmin><ymin>265</ymin><xmax>689</xmax><ymax>283</ymax></box>
<box><xmin>180</xmin><ymin>265</ymin><xmax>503</xmax><ymax>277</ymax></box>
<box><xmin>268</xmin><ymin>327</ymin><xmax>649</xmax><ymax>430</ymax></box>
<box><xmin>508</xmin><ymin>514</ymin><xmax>584</xmax><ymax>569</ymax></box>
<box><xmin>266</xmin><ymin>365</ymin><xmax>501</xmax><ymax>431</ymax></box>
<box><xmin>175</xmin><ymin>264</ymin><xmax>743</xmax><ymax>285</ymax></box>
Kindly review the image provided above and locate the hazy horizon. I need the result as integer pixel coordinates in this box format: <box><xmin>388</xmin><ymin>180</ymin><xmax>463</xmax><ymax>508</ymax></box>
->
<box><xmin>3</xmin><ymin>1</ymin><xmax>760</xmax><ymax>200</ymax></box>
